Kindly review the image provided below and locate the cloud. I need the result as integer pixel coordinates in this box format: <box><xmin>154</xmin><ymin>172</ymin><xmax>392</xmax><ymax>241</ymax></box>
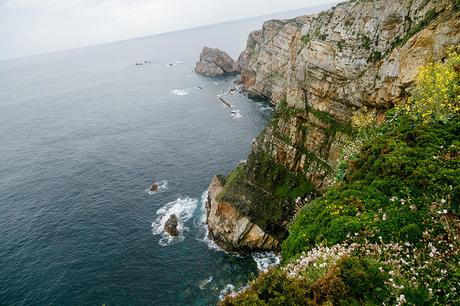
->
<box><xmin>0</xmin><ymin>0</ymin><xmax>338</xmax><ymax>60</ymax></box>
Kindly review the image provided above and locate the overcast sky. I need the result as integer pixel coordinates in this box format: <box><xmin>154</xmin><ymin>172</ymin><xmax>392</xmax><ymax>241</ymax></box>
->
<box><xmin>0</xmin><ymin>0</ymin><xmax>338</xmax><ymax>60</ymax></box>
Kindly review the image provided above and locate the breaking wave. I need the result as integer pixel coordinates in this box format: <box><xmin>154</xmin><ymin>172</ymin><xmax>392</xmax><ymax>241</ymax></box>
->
<box><xmin>252</xmin><ymin>252</ymin><xmax>281</xmax><ymax>272</ymax></box>
<box><xmin>151</xmin><ymin>197</ymin><xmax>198</xmax><ymax>246</ymax></box>
<box><xmin>170</xmin><ymin>86</ymin><xmax>203</xmax><ymax>96</ymax></box>
<box><xmin>170</xmin><ymin>89</ymin><xmax>189</xmax><ymax>96</ymax></box>
<box><xmin>218</xmin><ymin>284</ymin><xmax>236</xmax><ymax>301</ymax></box>
<box><xmin>198</xmin><ymin>276</ymin><xmax>213</xmax><ymax>290</ymax></box>
<box><xmin>195</xmin><ymin>191</ymin><xmax>222</xmax><ymax>251</ymax></box>
<box><xmin>230</xmin><ymin>110</ymin><xmax>242</xmax><ymax>119</ymax></box>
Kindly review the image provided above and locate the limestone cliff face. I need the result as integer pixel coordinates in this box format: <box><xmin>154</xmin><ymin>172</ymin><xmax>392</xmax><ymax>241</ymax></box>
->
<box><xmin>206</xmin><ymin>0</ymin><xmax>460</xmax><ymax>252</ymax></box>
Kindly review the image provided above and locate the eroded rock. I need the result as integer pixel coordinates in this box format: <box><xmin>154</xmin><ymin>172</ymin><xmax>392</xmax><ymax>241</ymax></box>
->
<box><xmin>195</xmin><ymin>47</ymin><xmax>237</xmax><ymax>76</ymax></box>
<box><xmin>164</xmin><ymin>214</ymin><xmax>179</xmax><ymax>236</ymax></box>
<box><xmin>206</xmin><ymin>175</ymin><xmax>279</xmax><ymax>253</ymax></box>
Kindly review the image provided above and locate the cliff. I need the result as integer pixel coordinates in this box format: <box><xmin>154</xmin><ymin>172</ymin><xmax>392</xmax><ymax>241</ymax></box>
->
<box><xmin>206</xmin><ymin>0</ymin><xmax>460</xmax><ymax>252</ymax></box>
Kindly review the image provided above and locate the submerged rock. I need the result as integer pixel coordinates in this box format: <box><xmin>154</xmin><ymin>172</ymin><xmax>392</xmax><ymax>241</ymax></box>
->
<box><xmin>164</xmin><ymin>214</ymin><xmax>179</xmax><ymax>236</ymax></box>
<box><xmin>195</xmin><ymin>47</ymin><xmax>237</xmax><ymax>76</ymax></box>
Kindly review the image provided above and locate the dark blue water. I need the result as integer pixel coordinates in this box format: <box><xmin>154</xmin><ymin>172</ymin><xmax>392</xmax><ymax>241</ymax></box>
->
<box><xmin>0</xmin><ymin>18</ymin><xmax>273</xmax><ymax>306</ymax></box>
<box><xmin>0</xmin><ymin>6</ymin><xmax>328</xmax><ymax>305</ymax></box>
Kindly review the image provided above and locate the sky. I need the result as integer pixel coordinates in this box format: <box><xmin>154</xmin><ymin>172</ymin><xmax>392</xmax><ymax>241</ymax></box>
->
<box><xmin>0</xmin><ymin>0</ymin><xmax>338</xmax><ymax>60</ymax></box>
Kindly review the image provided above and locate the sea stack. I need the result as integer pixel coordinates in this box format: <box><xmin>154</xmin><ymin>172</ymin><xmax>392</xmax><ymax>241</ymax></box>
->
<box><xmin>164</xmin><ymin>214</ymin><xmax>179</xmax><ymax>236</ymax></box>
<box><xmin>195</xmin><ymin>47</ymin><xmax>237</xmax><ymax>76</ymax></box>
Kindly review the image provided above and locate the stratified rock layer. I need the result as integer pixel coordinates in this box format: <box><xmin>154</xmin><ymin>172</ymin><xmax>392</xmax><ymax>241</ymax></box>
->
<box><xmin>206</xmin><ymin>0</ymin><xmax>460</xmax><ymax>252</ymax></box>
<box><xmin>206</xmin><ymin>175</ymin><xmax>279</xmax><ymax>253</ymax></box>
<box><xmin>195</xmin><ymin>47</ymin><xmax>237</xmax><ymax>76</ymax></box>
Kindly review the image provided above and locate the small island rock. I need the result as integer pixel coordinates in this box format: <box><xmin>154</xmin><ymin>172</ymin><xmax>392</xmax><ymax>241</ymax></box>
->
<box><xmin>164</xmin><ymin>214</ymin><xmax>179</xmax><ymax>236</ymax></box>
<box><xmin>195</xmin><ymin>47</ymin><xmax>237</xmax><ymax>76</ymax></box>
<box><xmin>149</xmin><ymin>183</ymin><xmax>159</xmax><ymax>192</ymax></box>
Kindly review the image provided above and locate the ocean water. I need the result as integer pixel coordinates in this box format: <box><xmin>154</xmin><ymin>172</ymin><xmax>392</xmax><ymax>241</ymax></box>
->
<box><xmin>0</xmin><ymin>7</ymin><xmax>326</xmax><ymax>306</ymax></box>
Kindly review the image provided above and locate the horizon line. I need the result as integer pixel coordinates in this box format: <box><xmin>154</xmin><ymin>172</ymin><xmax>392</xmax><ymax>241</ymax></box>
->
<box><xmin>0</xmin><ymin>1</ymin><xmax>337</xmax><ymax>63</ymax></box>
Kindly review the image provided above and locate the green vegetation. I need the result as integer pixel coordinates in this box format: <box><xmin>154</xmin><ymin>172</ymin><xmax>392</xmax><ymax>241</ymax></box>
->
<box><xmin>221</xmin><ymin>52</ymin><xmax>460</xmax><ymax>305</ymax></box>
<box><xmin>368</xmin><ymin>50</ymin><xmax>382</xmax><ymax>63</ymax></box>
<box><xmin>282</xmin><ymin>110</ymin><xmax>459</xmax><ymax>258</ymax></box>
<box><xmin>361</xmin><ymin>35</ymin><xmax>371</xmax><ymax>50</ymax></box>
<box><xmin>222</xmin><ymin>256</ymin><xmax>390</xmax><ymax>305</ymax></box>
<box><xmin>399</xmin><ymin>50</ymin><xmax>460</xmax><ymax>123</ymax></box>
<box><xmin>337</xmin><ymin>40</ymin><xmax>344</xmax><ymax>52</ymax></box>
<box><xmin>216</xmin><ymin>150</ymin><xmax>316</xmax><ymax>238</ymax></box>
<box><xmin>301</xmin><ymin>34</ymin><xmax>311</xmax><ymax>45</ymax></box>
<box><xmin>307</xmin><ymin>105</ymin><xmax>354</xmax><ymax>137</ymax></box>
<box><xmin>390</xmin><ymin>10</ymin><xmax>438</xmax><ymax>51</ymax></box>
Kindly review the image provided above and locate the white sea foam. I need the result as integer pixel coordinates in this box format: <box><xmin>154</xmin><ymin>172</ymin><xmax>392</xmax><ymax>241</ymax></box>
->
<box><xmin>252</xmin><ymin>252</ymin><xmax>281</xmax><ymax>272</ymax></box>
<box><xmin>170</xmin><ymin>89</ymin><xmax>189</xmax><ymax>96</ymax></box>
<box><xmin>151</xmin><ymin>197</ymin><xmax>198</xmax><ymax>246</ymax></box>
<box><xmin>230</xmin><ymin>110</ymin><xmax>242</xmax><ymax>119</ymax></box>
<box><xmin>170</xmin><ymin>86</ymin><xmax>203</xmax><ymax>96</ymax></box>
<box><xmin>165</xmin><ymin>60</ymin><xmax>183</xmax><ymax>68</ymax></box>
<box><xmin>198</xmin><ymin>276</ymin><xmax>213</xmax><ymax>290</ymax></box>
<box><xmin>195</xmin><ymin>191</ymin><xmax>223</xmax><ymax>251</ymax></box>
<box><xmin>219</xmin><ymin>284</ymin><xmax>236</xmax><ymax>301</ymax></box>
<box><xmin>146</xmin><ymin>180</ymin><xmax>168</xmax><ymax>195</ymax></box>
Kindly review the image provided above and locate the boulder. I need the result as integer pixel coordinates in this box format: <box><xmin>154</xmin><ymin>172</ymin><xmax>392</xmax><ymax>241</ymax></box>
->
<box><xmin>149</xmin><ymin>183</ymin><xmax>159</xmax><ymax>192</ymax></box>
<box><xmin>195</xmin><ymin>47</ymin><xmax>237</xmax><ymax>76</ymax></box>
<box><xmin>164</xmin><ymin>214</ymin><xmax>179</xmax><ymax>236</ymax></box>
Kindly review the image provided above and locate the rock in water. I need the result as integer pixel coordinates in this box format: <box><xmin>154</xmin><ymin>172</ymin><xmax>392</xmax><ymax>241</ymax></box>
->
<box><xmin>164</xmin><ymin>214</ymin><xmax>179</xmax><ymax>236</ymax></box>
<box><xmin>195</xmin><ymin>47</ymin><xmax>237</xmax><ymax>76</ymax></box>
<box><xmin>149</xmin><ymin>183</ymin><xmax>159</xmax><ymax>192</ymax></box>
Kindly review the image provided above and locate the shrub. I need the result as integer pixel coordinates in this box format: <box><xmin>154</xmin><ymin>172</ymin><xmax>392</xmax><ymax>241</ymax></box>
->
<box><xmin>312</xmin><ymin>256</ymin><xmax>389</xmax><ymax>305</ymax></box>
<box><xmin>400</xmin><ymin>50</ymin><xmax>460</xmax><ymax>123</ymax></box>
<box><xmin>220</xmin><ymin>269</ymin><xmax>309</xmax><ymax>306</ymax></box>
<box><xmin>301</xmin><ymin>34</ymin><xmax>311</xmax><ymax>44</ymax></box>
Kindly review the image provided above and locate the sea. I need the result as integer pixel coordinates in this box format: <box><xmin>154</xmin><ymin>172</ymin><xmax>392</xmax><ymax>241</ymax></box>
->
<box><xmin>0</xmin><ymin>6</ymin><xmax>327</xmax><ymax>305</ymax></box>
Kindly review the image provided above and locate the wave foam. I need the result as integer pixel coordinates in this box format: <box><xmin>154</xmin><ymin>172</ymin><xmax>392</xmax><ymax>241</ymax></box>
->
<box><xmin>198</xmin><ymin>276</ymin><xmax>213</xmax><ymax>290</ymax></box>
<box><xmin>219</xmin><ymin>284</ymin><xmax>236</xmax><ymax>301</ymax></box>
<box><xmin>151</xmin><ymin>197</ymin><xmax>198</xmax><ymax>246</ymax></box>
<box><xmin>170</xmin><ymin>89</ymin><xmax>189</xmax><ymax>96</ymax></box>
<box><xmin>230</xmin><ymin>110</ymin><xmax>242</xmax><ymax>119</ymax></box>
<box><xmin>194</xmin><ymin>191</ymin><xmax>223</xmax><ymax>251</ymax></box>
<box><xmin>165</xmin><ymin>60</ymin><xmax>183</xmax><ymax>68</ymax></box>
<box><xmin>252</xmin><ymin>252</ymin><xmax>281</xmax><ymax>272</ymax></box>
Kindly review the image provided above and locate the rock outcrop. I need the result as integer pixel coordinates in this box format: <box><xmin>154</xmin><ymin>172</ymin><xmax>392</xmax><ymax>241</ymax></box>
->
<box><xmin>206</xmin><ymin>175</ymin><xmax>279</xmax><ymax>253</ymax></box>
<box><xmin>195</xmin><ymin>47</ymin><xmax>237</xmax><ymax>76</ymax></box>
<box><xmin>206</xmin><ymin>0</ymin><xmax>460</xmax><ymax>252</ymax></box>
<box><xmin>149</xmin><ymin>183</ymin><xmax>159</xmax><ymax>193</ymax></box>
<box><xmin>164</xmin><ymin>214</ymin><xmax>179</xmax><ymax>236</ymax></box>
